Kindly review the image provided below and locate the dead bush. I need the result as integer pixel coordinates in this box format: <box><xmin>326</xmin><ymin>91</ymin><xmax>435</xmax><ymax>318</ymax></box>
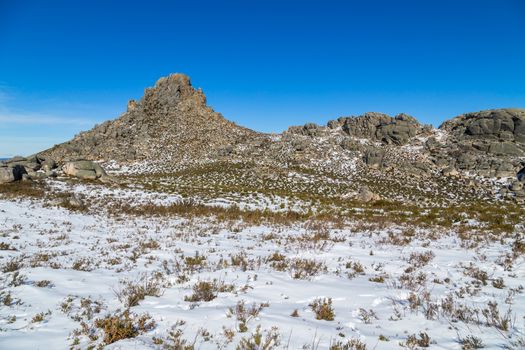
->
<box><xmin>94</xmin><ymin>310</ymin><xmax>155</xmax><ymax>345</ymax></box>
<box><xmin>114</xmin><ymin>273</ymin><xmax>164</xmax><ymax>307</ymax></box>
<box><xmin>309</xmin><ymin>298</ymin><xmax>335</xmax><ymax>321</ymax></box>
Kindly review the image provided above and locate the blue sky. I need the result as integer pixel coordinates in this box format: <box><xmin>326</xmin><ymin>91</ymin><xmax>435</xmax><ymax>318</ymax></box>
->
<box><xmin>1</xmin><ymin>0</ymin><xmax>524</xmax><ymax>157</ymax></box>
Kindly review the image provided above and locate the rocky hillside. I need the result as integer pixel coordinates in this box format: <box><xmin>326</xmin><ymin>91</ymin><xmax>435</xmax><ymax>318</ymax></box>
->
<box><xmin>40</xmin><ymin>74</ymin><xmax>255</xmax><ymax>169</ymax></box>
<box><xmin>32</xmin><ymin>73</ymin><xmax>525</xmax><ymax>205</ymax></box>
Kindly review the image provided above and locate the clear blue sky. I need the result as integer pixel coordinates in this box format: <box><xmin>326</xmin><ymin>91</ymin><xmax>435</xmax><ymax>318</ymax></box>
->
<box><xmin>1</xmin><ymin>0</ymin><xmax>524</xmax><ymax>157</ymax></box>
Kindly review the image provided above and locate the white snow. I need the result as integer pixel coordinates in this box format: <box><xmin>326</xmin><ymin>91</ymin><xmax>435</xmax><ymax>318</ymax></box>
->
<box><xmin>0</xmin><ymin>198</ymin><xmax>524</xmax><ymax>349</ymax></box>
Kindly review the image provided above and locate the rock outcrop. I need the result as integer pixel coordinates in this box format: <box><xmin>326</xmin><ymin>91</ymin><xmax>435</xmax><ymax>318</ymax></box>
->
<box><xmin>0</xmin><ymin>155</ymin><xmax>59</xmax><ymax>183</ymax></box>
<box><xmin>39</xmin><ymin>74</ymin><xmax>255</xmax><ymax>171</ymax></box>
<box><xmin>0</xmin><ymin>165</ymin><xmax>26</xmax><ymax>184</ymax></box>
<box><xmin>63</xmin><ymin>160</ymin><xmax>109</xmax><ymax>181</ymax></box>
<box><xmin>431</xmin><ymin>109</ymin><xmax>525</xmax><ymax>178</ymax></box>
<box><xmin>440</xmin><ymin>108</ymin><xmax>525</xmax><ymax>144</ymax></box>
<box><xmin>327</xmin><ymin>112</ymin><xmax>427</xmax><ymax>145</ymax></box>
<box><xmin>356</xmin><ymin>185</ymin><xmax>381</xmax><ymax>202</ymax></box>
<box><xmin>0</xmin><ymin>156</ymin><xmax>112</xmax><ymax>184</ymax></box>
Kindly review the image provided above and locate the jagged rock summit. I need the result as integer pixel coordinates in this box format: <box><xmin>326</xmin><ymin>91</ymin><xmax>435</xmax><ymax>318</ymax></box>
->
<box><xmin>40</xmin><ymin>73</ymin><xmax>255</xmax><ymax>169</ymax></box>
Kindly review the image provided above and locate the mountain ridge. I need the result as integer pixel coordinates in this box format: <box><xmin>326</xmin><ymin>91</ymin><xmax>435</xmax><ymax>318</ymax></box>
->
<box><xmin>27</xmin><ymin>73</ymin><xmax>525</xmax><ymax>204</ymax></box>
<box><xmin>38</xmin><ymin>73</ymin><xmax>524</xmax><ymax>167</ymax></box>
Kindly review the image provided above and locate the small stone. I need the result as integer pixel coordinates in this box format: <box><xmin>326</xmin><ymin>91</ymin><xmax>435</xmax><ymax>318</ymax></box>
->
<box><xmin>510</xmin><ymin>180</ymin><xmax>524</xmax><ymax>192</ymax></box>
<box><xmin>68</xmin><ymin>195</ymin><xmax>84</xmax><ymax>208</ymax></box>
<box><xmin>356</xmin><ymin>185</ymin><xmax>381</xmax><ymax>202</ymax></box>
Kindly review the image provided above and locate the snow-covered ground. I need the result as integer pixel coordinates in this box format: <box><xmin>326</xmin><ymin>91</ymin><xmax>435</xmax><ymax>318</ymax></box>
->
<box><xmin>0</xmin><ymin>198</ymin><xmax>524</xmax><ymax>349</ymax></box>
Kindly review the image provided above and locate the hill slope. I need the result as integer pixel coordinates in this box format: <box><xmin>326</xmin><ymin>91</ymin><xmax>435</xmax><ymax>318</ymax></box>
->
<box><xmin>40</xmin><ymin>74</ymin><xmax>256</xmax><ymax>170</ymax></box>
<box><xmin>36</xmin><ymin>74</ymin><xmax>525</xmax><ymax>205</ymax></box>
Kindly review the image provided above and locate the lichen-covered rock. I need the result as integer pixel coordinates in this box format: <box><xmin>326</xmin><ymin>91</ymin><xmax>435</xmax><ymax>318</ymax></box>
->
<box><xmin>442</xmin><ymin>167</ymin><xmax>459</xmax><ymax>177</ymax></box>
<box><xmin>356</xmin><ymin>185</ymin><xmax>381</xmax><ymax>202</ymax></box>
<box><xmin>63</xmin><ymin>160</ymin><xmax>108</xmax><ymax>181</ymax></box>
<box><xmin>0</xmin><ymin>168</ymin><xmax>16</xmax><ymax>183</ymax></box>
<box><xmin>7</xmin><ymin>156</ymin><xmax>26</xmax><ymax>163</ymax></box>
<box><xmin>510</xmin><ymin>180</ymin><xmax>523</xmax><ymax>192</ymax></box>
<box><xmin>8</xmin><ymin>161</ymin><xmax>40</xmax><ymax>172</ymax></box>
<box><xmin>2</xmin><ymin>155</ymin><xmax>58</xmax><ymax>178</ymax></box>
<box><xmin>440</xmin><ymin>109</ymin><xmax>525</xmax><ymax>144</ymax></box>
<box><xmin>0</xmin><ymin>165</ymin><xmax>26</xmax><ymax>183</ymax></box>
<box><xmin>335</xmin><ymin>112</ymin><xmax>423</xmax><ymax>145</ymax></box>
<box><xmin>363</xmin><ymin>147</ymin><xmax>384</xmax><ymax>169</ymax></box>
<box><xmin>41</xmin><ymin>158</ymin><xmax>57</xmax><ymax>172</ymax></box>
<box><xmin>488</xmin><ymin>142</ymin><xmax>524</xmax><ymax>156</ymax></box>
<box><xmin>494</xmin><ymin>162</ymin><xmax>515</xmax><ymax>178</ymax></box>
<box><xmin>287</xmin><ymin>123</ymin><xmax>323</xmax><ymax>137</ymax></box>
<box><xmin>432</xmin><ymin>109</ymin><xmax>525</xmax><ymax>177</ymax></box>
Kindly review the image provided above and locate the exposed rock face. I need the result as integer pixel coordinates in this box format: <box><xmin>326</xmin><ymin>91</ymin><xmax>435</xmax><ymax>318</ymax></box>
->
<box><xmin>0</xmin><ymin>165</ymin><xmax>26</xmax><ymax>184</ymax></box>
<box><xmin>431</xmin><ymin>109</ymin><xmax>525</xmax><ymax>177</ymax></box>
<box><xmin>442</xmin><ymin>167</ymin><xmax>459</xmax><ymax>177</ymax></box>
<box><xmin>440</xmin><ymin>108</ymin><xmax>525</xmax><ymax>144</ymax></box>
<box><xmin>327</xmin><ymin>112</ymin><xmax>426</xmax><ymax>145</ymax></box>
<box><xmin>41</xmin><ymin>159</ymin><xmax>57</xmax><ymax>172</ymax></box>
<box><xmin>63</xmin><ymin>161</ymin><xmax>108</xmax><ymax>181</ymax></box>
<box><xmin>39</xmin><ymin>74</ymin><xmax>255</xmax><ymax>170</ymax></box>
<box><xmin>287</xmin><ymin>123</ymin><xmax>324</xmax><ymax>137</ymax></box>
<box><xmin>0</xmin><ymin>156</ymin><xmax>58</xmax><ymax>182</ymax></box>
<box><xmin>362</xmin><ymin>147</ymin><xmax>385</xmax><ymax>169</ymax></box>
<box><xmin>510</xmin><ymin>180</ymin><xmax>523</xmax><ymax>192</ymax></box>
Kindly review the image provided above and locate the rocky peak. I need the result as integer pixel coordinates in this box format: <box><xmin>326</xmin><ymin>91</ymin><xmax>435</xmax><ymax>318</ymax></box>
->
<box><xmin>38</xmin><ymin>73</ymin><xmax>255</xmax><ymax>168</ymax></box>
<box><xmin>132</xmin><ymin>73</ymin><xmax>209</xmax><ymax>121</ymax></box>
<box><xmin>143</xmin><ymin>73</ymin><xmax>204</xmax><ymax>107</ymax></box>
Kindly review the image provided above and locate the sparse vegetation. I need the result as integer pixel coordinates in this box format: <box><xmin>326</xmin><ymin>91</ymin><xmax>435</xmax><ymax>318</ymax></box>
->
<box><xmin>309</xmin><ymin>298</ymin><xmax>335</xmax><ymax>321</ymax></box>
<box><xmin>1</xmin><ymin>165</ymin><xmax>524</xmax><ymax>349</ymax></box>
<box><xmin>94</xmin><ymin>310</ymin><xmax>155</xmax><ymax>345</ymax></box>
<box><xmin>401</xmin><ymin>332</ymin><xmax>431</xmax><ymax>348</ymax></box>
<box><xmin>227</xmin><ymin>300</ymin><xmax>268</xmax><ymax>332</ymax></box>
<box><xmin>184</xmin><ymin>279</ymin><xmax>234</xmax><ymax>302</ymax></box>
<box><xmin>114</xmin><ymin>273</ymin><xmax>164</xmax><ymax>307</ymax></box>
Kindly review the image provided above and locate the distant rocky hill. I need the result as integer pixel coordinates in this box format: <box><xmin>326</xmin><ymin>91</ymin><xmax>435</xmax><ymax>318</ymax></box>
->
<box><xmin>33</xmin><ymin>73</ymin><xmax>525</xmax><ymax>204</ymax></box>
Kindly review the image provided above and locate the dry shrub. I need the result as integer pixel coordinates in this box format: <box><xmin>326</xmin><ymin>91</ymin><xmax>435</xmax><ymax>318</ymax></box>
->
<box><xmin>237</xmin><ymin>325</ymin><xmax>280</xmax><ymax>349</ymax></box>
<box><xmin>94</xmin><ymin>310</ymin><xmax>155</xmax><ymax>345</ymax></box>
<box><xmin>184</xmin><ymin>279</ymin><xmax>234</xmax><ymax>302</ymax></box>
<box><xmin>401</xmin><ymin>332</ymin><xmax>430</xmax><ymax>348</ymax></box>
<box><xmin>289</xmin><ymin>258</ymin><xmax>327</xmax><ymax>279</ymax></box>
<box><xmin>512</xmin><ymin>238</ymin><xmax>525</xmax><ymax>258</ymax></box>
<box><xmin>114</xmin><ymin>273</ymin><xmax>164</xmax><ymax>307</ymax></box>
<box><xmin>330</xmin><ymin>338</ymin><xmax>367</xmax><ymax>350</ymax></box>
<box><xmin>0</xmin><ymin>242</ymin><xmax>16</xmax><ymax>251</ymax></box>
<box><xmin>463</xmin><ymin>263</ymin><xmax>488</xmax><ymax>286</ymax></box>
<box><xmin>408</xmin><ymin>251</ymin><xmax>435</xmax><ymax>268</ymax></box>
<box><xmin>2</xmin><ymin>258</ymin><xmax>22</xmax><ymax>273</ymax></box>
<box><xmin>111</xmin><ymin>200</ymin><xmax>308</xmax><ymax>226</ymax></box>
<box><xmin>309</xmin><ymin>297</ymin><xmax>335</xmax><ymax>321</ymax></box>
<box><xmin>0</xmin><ymin>181</ymin><xmax>47</xmax><ymax>198</ymax></box>
<box><xmin>227</xmin><ymin>300</ymin><xmax>268</xmax><ymax>333</ymax></box>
